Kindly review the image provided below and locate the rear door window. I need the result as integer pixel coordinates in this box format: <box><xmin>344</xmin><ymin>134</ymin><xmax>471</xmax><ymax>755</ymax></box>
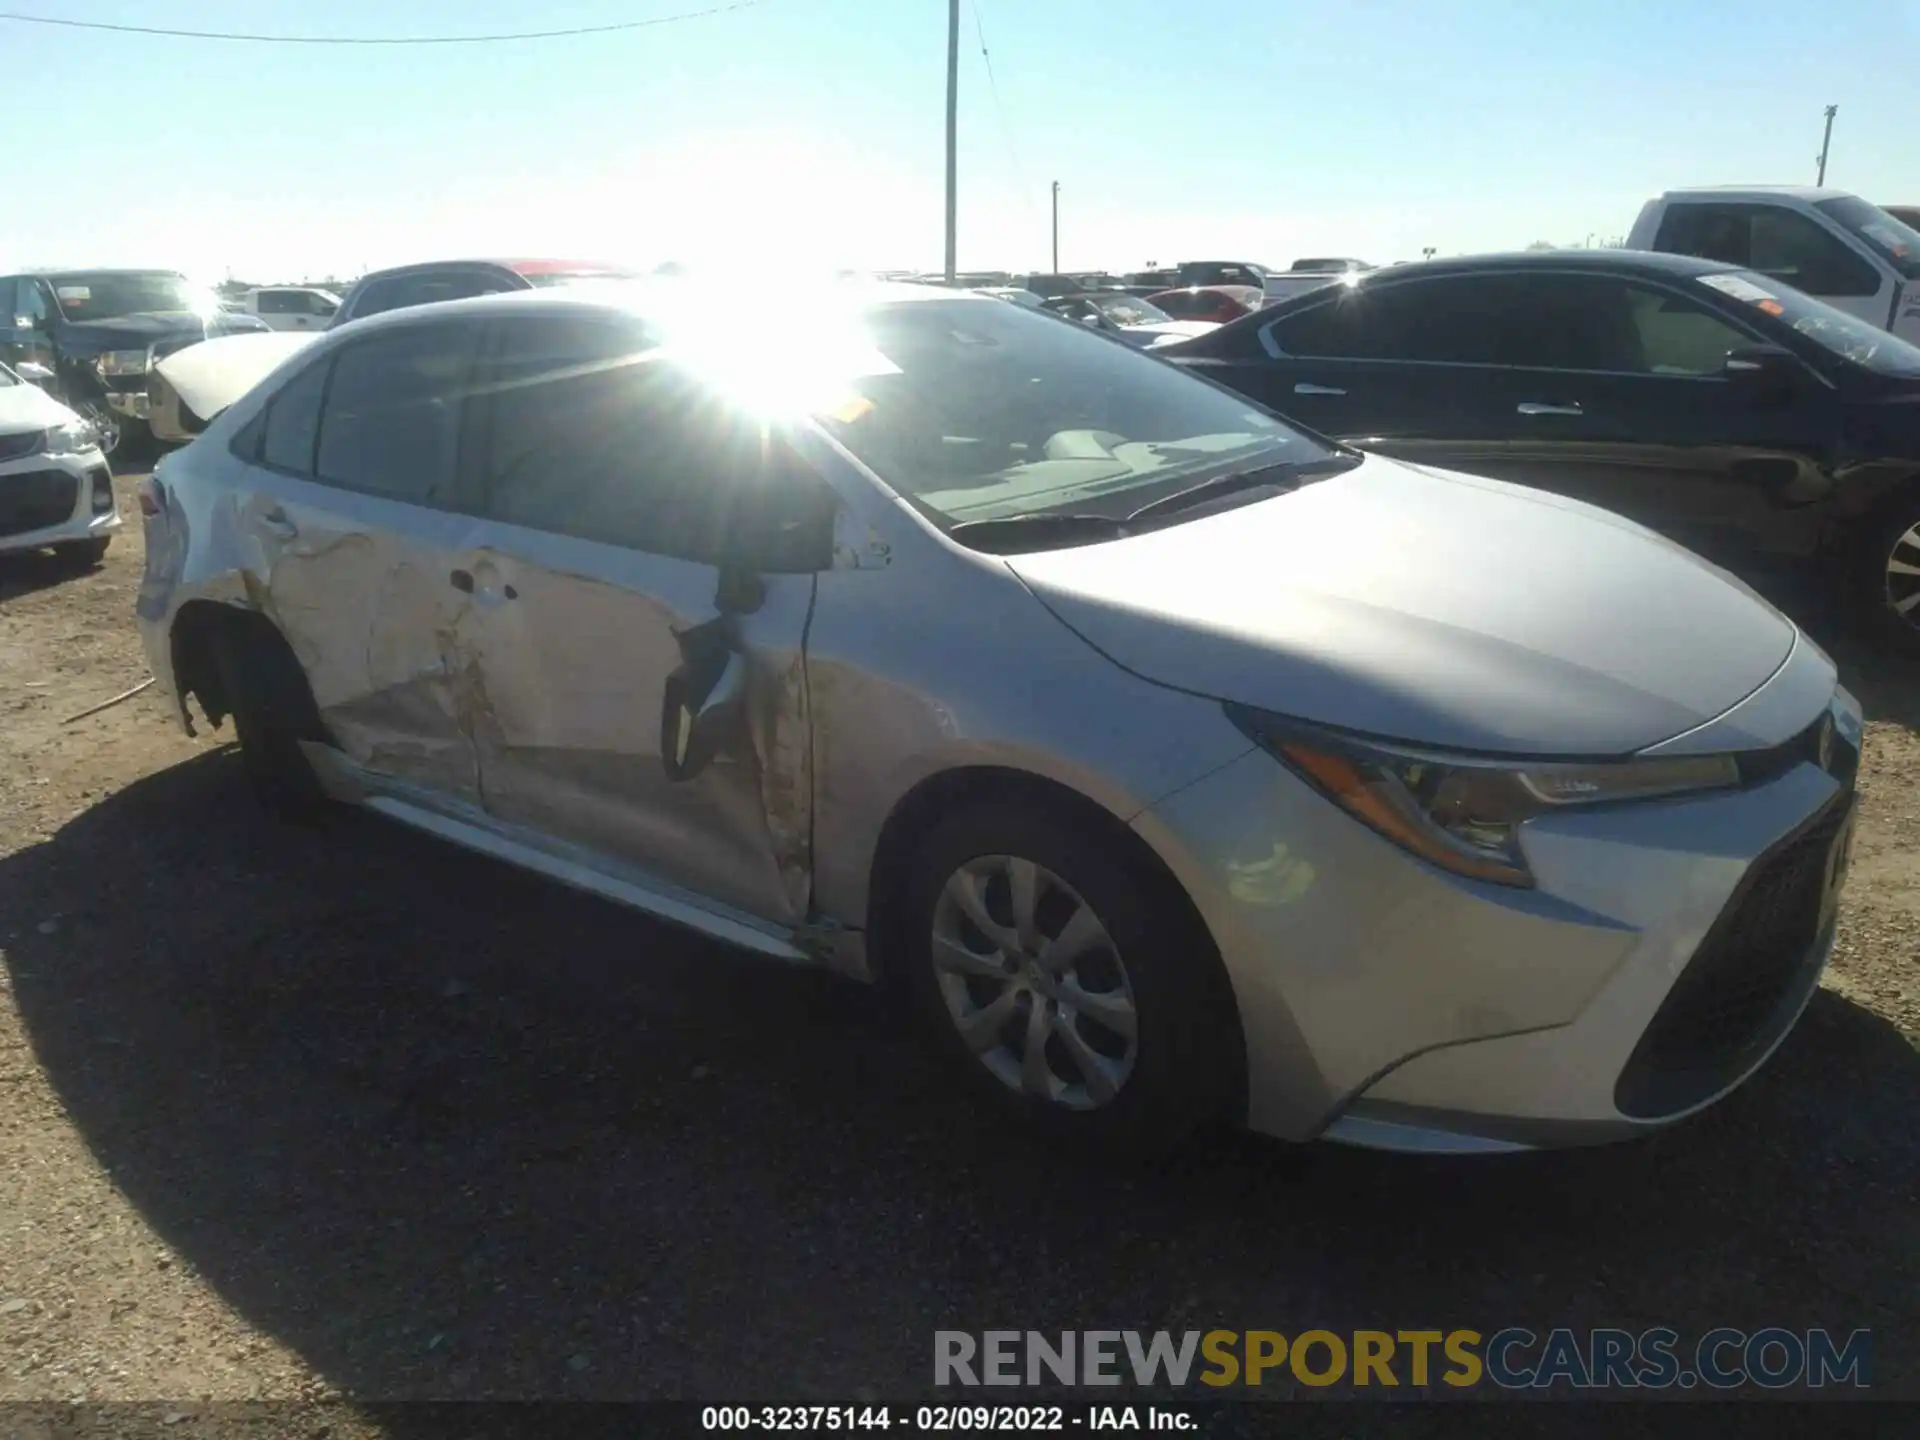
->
<box><xmin>258</xmin><ymin>358</ymin><xmax>330</xmax><ymax>473</ymax></box>
<box><xmin>1267</xmin><ymin>275</ymin><xmax>1534</xmax><ymax>363</ymax></box>
<box><xmin>314</xmin><ymin>322</ymin><xmax>481</xmax><ymax>506</ymax></box>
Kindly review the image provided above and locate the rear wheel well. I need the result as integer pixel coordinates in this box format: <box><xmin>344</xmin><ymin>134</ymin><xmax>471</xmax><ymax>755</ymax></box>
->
<box><xmin>864</xmin><ymin>766</ymin><xmax>1246</xmax><ymax>1102</ymax></box>
<box><xmin>169</xmin><ymin>602</ymin><xmax>324</xmax><ymax>738</ymax></box>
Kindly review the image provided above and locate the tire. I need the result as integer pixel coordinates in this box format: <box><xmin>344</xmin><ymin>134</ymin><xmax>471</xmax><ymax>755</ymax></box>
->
<box><xmin>209</xmin><ymin>624</ymin><xmax>329</xmax><ymax>820</ymax></box>
<box><xmin>54</xmin><ymin>537</ymin><xmax>110</xmax><ymax>569</ymax></box>
<box><xmin>1857</xmin><ymin>489</ymin><xmax>1920</xmax><ymax>654</ymax></box>
<box><xmin>897</xmin><ymin>797</ymin><xmax>1241</xmax><ymax>1157</ymax></box>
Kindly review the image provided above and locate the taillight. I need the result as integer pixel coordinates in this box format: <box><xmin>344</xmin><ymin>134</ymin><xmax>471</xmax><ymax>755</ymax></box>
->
<box><xmin>137</xmin><ymin>476</ymin><xmax>165</xmax><ymax>518</ymax></box>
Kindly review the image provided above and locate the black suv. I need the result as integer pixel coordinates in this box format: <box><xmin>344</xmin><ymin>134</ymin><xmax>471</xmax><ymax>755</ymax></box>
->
<box><xmin>0</xmin><ymin>269</ymin><xmax>268</xmax><ymax>457</ymax></box>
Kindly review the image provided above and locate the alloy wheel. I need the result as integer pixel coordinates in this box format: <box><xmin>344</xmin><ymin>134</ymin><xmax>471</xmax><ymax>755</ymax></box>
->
<box><xmin>1889</xmin><ymin>520</ymin><xmax>1920</xmax><ymax>629</ymax></box>
<box><xmin>929</xmin><ymin>855</ymin><xmax>1138</xmax><ymax>1109</ymax></box>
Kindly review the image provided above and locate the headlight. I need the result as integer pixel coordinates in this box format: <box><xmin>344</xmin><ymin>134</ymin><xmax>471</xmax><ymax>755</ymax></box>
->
<box><xmin>95</xmin><ymin>349</ymin><xmax>151</xmax><ymax>377</ymax></box>
<box><xmin>1228</xmin><ymin>705</ymin><xmax>1740</xmax><ymax>888</ymax></box>
<box><xmin>42</xmin><ymin>420</ymin><xmax>96</xmax><ymax>456</ymax></box>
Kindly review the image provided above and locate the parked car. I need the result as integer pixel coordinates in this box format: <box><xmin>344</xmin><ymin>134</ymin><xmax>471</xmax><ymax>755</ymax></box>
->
<box><xmin>239</xmin><ymin>285</ymin><xmax>341</xmax><ymax>332</ymax></box>
<box><xmin>0</xmin><ymin>269</ymin><xmax>269</xmax><ymax>457</ymax></box>
<box><xmin>0</xmin><ymin>361</ymin><xmax>119</xmax><ymax>566</ymax></box>
<box><xmin>1017</xmin><ymin>273</ymin><xmax>1131</xmax><ymax>300</ymax></box>
<box><xmin>1172</xmin><ymin>260</ymin><xmax>1270</xmax><ymax>292</ymax></box>
<box><xmin>1630</xmin><ymin>187</ymin><xmax>1920</xmax><ymax>344</ymax></box>
<box><xmin>1159</xmin><ymin>249</ymin><xmax>1920</xmax><ymax>649</ymax></box>
<box><xmin>147</xmin><ymin>257</ymin><xmax>642</xmax><ymax>443</ymax></box>
<box><xmin>1042</xmin><ymin>292</ymin><xmax>1219</xmax><ymax>347</ymax></box>
<box><xmin>1145</xmin><ymin>285</ymin><xmax>1267</xmax><ymax>324</ymax></box>
<box><xmin>138</xmin><ymin>281</ymin><xmax>1859</xmax><ymax>1156</ymax></box>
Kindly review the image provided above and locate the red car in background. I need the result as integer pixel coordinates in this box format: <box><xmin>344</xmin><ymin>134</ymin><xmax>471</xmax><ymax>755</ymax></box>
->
<box><xmin>1144</xmin><ymin>284</ymin><xmax>1266</xmax><ymax>324</ymax></box>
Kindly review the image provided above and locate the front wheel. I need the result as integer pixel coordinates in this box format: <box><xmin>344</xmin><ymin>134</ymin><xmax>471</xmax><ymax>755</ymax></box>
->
<box><xmin>1859</xmin><ymin>491</ymin><xmax>1920</xmax><ymax>653</ymax></box>
<box><xmin>898</xmin><ymin>799</ymin><xmax>1241</xmax><ymax>1156</ymax></box>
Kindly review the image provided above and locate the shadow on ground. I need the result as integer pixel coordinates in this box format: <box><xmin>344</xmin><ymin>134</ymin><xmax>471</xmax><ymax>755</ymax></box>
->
<box><xmin>3</xmin><ymin>750</ymin><xmax>1916</xmax><ymax>1404</ymax></box>
<box><xmin>0</xmin><ymin>546</ymin><xmax>105</xmax><ymax>603</ymax></box>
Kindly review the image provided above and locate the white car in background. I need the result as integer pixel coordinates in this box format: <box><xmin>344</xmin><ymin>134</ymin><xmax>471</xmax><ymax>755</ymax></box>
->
<box><xmin>0</xmin><ymin>361</ymin><xmax>120</xmax><ymax>565</ymax></box>
<box><xmin>239</xmin><ymin>286</ymin><xmax>341</xmax><ymax>332</ymax></box>
<box><xmin>1041</xmin><ymin>292</ymin><xmax>1220</xmax><ymax>348</ymax></box>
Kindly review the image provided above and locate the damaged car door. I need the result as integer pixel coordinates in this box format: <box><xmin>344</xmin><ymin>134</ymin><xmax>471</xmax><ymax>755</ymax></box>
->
<box><xmin>236</xmin><ymin>319</ymin><xmax>489</xmax><ymax>804</ymax></box>
<box><xmin>451</xmin><ymin>312</ymin><xmax>840</xmax><ymax>925</ymax></box>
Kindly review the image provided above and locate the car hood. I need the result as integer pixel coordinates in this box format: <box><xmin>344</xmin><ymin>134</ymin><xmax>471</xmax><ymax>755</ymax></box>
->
<box><xmin>152</xmin><ymin>331</ymin><xmax>321</xmax><ymax>422</ymax></box>
<box><xmin>1004</xmin><ymin>454</ymin><xmax>1796</xmax><ymax>756</ymax></box>
<box><xmin>60</xmin><ymin>310</ymin><xmax>263</xmax><ymax>355</ymax></box>
<box><xmin>0</xmin><ymin>381</ymin><xmax>78</xmax><ymax>436</ymax></box>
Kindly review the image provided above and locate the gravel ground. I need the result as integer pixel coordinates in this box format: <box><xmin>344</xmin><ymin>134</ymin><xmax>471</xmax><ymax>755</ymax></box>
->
<box><xmin>0</xmin><ymin>470</ymin><xmax>1914</xmax><ymax>1419</ymax></box>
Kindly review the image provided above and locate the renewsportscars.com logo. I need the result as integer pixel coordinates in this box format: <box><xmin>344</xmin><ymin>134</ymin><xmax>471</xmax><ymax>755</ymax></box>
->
<box><xmin>934</xmin><ymin>1328</ymin><xmax>1872</xmax><ymax>1391</ymax></box>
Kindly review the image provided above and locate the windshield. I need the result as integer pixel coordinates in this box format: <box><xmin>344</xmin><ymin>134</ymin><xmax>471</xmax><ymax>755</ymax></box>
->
<box><xmin>1090</xmin><ymin>294</ymin><xmax>1173</xmax><ymax>326</ymax></box>
<box><xmin>1699</xmin><ymin>270</ymin><xmax>1920</xmax><ymax>378</ymax></box>
<box><xmin>1813</xmin><ymin>197</ymin><xmax>1920</xmax><ymax>281</ymax></box>
<box><xmin>0</xmin><ymin>364</ymin><xmax>17</xmax><ymax>388</ymax></box>
<box><xmin>48</xmin><ymin>271</ymin><xmax>216</xmax><ymax>321</ymax></box>
<box><xmin>804</xmin><ymin>298</ymin><xmax>1314</xmax><ymax>529</ymax></box>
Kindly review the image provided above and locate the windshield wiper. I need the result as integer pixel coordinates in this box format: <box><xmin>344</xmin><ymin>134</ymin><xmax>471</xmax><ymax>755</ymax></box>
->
<box><xmin>946</xmin><ymin>512</ymin><xmax>1127</xmax><ymax>553</ymax></box>
<box><xmin>1123</xmin><ymin>453</ymin><xmax>1362</xmax><ymax>525</ymax></box>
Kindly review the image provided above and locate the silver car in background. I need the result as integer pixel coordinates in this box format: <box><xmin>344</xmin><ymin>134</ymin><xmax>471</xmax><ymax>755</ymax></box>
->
<box><xmin>135</xmin><ymin>281</ymin><xmax>1861</xmax><ymax>1155</ymax></box>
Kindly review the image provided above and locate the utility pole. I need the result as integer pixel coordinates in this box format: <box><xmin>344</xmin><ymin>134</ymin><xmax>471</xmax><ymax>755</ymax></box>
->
<box><xmin>944</xmin><ymin>0</ymin><xmax>959</xmax><ymax>282</ymax></box>
<box><xmin>1816</xmin><ymin>104</ymin><xmax>1838</xmax><ymax>186</ymax></box>
<box><xmin>1051</xmin><ymin>181</ymin><xmax>1060</xmax><ymax>272</ymax></box>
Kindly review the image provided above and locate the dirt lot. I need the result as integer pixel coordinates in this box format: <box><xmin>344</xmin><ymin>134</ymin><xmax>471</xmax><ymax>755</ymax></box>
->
<box><xmin>0</xmin><ymin>470</ymin><xmax>1915</xmax><ymax>1414</ymax></box>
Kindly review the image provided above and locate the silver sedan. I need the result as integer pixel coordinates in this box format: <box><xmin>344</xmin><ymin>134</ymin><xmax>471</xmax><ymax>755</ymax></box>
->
<box><xmin>134</xmin><ymin>281</ymin><xmax>1860</xmax><ymax>1155</ymax></box>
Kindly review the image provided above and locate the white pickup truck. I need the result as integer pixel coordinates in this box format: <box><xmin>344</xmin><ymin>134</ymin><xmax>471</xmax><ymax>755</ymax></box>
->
<box><xmin>1629</xmin><ymin>186</ymin><xmax>1920</xmax><ymax>343</ymax></box>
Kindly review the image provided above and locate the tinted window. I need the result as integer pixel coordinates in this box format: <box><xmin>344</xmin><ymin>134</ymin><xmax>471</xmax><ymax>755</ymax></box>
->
<box><xmin>1813</xmin><ymin>196</ymin><xmax>1920</xmax><ymax>281</ymax></box>
<box><xmin>255</xmin><ymin>291</ymin><xmax>292</xmax><ymax>315</ymax></box>
<box><xmin>473</xmin><ymin>315</ymin><xmax>835</xmax><ymax>568</ymax></box>
<box><xmin>1654</xmin><ymin>203</ymin><xmax>1880</xmax><ymax>298</ymax></box>
<box><xmin>259</xmin><ymin>358</ymin><xmax>329</xmax><ymax>473</ymax></box>
<box><xmin>315</xmin><ymin>323</ymin><xmax>477</xmax><ymax>505</ymax></box>
<box><xmin>346</xmin><ymin>270</ymin><xmax>515</xmax><ymax>321</ymax></box>
<box><xmin>1269</xmin><ymin>275</ymin><xmax>1536</xmax><ymax>363</ymax></box>
<box><xmin>1696</xmin><ymin>270</ymin><xmax>1920</xmax><ymax>379</ymax></box>
<box><xmin>1154</xmin><ymin>291</ymin><xmax>1206</xmax><ymax>318</ymax></box>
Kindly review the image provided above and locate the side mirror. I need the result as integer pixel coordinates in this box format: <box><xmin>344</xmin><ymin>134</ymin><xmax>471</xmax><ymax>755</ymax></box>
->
<box><xmin>1723</xmin><ymin>343</ymin><xmax>1799</xmax><ymax>385</ymax></box>
<box><xmin>14</xmin><ymin>361</ymin><xmax>54</xmax><ymax>387</ymax></box>
<box><xmin>660</xmin><ymin>615</ymin><xmax>749</xmax><ymax>783</ymax></box>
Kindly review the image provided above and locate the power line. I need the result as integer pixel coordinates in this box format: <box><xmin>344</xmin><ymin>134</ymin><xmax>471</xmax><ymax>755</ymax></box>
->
<box><xmin>0</xmin><ymin>2</ymin><xmax>766</xmax><ymax>45</ymax></box>
<box><xmin>970</xmin><ymin>1</ymin><xmax>1036</xmax><ymax>226</ymax></box>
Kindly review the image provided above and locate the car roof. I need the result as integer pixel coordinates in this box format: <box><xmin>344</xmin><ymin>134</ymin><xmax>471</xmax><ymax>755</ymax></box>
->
<box><xmin>351</xmin><ymin>257</ymin><xmax>633</xmax><ymax>285</ymax></box>
<box><xmin>321</xmin><ymin>276</ymin><xmax>978</xmax><ymax>338</ymax></box>
<box><xmin>28</xmin><ymin>266</ymin><xmax>186</xmax><ymax>278</ymax></box>
<box><xmin>1657</xmin><ymin>185</ymin><xmax>1855</xmax><ymax>203</ymax></box>
<box><xmin>1354</xmin><ymin>249</ymin><xmax>1737</xmax><ymax>281</ymax></box>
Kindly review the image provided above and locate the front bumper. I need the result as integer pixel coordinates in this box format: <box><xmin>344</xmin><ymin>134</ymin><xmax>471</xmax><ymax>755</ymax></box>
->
<box><xmin>0</xmin><ymin>450</ymin><xmax>122</xmax><ymax>554</ymax></box>
<box><xmin>1131</xmin><ymin>664</ymin><xmax>1860</xmax><ymax>1151</ymax></box>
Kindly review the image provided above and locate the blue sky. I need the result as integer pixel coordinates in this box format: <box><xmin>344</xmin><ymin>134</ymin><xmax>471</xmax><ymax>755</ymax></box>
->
<box><xmin>5</xmin><ymin>0</ymin><xmax>1920</xmax><ymax>282</ymax></box>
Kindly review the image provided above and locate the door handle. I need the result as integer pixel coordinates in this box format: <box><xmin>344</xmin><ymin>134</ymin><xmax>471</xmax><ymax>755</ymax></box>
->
<box><xmin>449</xmin><ymin>568</ymin><xmax>474</xmax><ymax>593</ymax></box>
<box><xmin>1517</xmin><ymin>401</ymin><xmax>1583</xmax><ymax>416</ymax></box>
<box><xmin>1294</xmin><ymin>382</ymin><xmax>1347</xmax><ymax>396</ymax></box>
<box><xmin>257</xmin><ymin>505</ymin><xmax>298</xmax><ymax>537</ymax></box>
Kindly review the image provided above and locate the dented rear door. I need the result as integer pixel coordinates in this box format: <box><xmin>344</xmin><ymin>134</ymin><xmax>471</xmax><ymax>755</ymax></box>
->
<box><xmin>449</xmin><ymin>314</ymin><xmax>819</xmax><ymax>925</ymax></box>
<box><xmin>245</xmin><ymin>318</ymin><xmax>489</xmax><ymax>804</ymax></box>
